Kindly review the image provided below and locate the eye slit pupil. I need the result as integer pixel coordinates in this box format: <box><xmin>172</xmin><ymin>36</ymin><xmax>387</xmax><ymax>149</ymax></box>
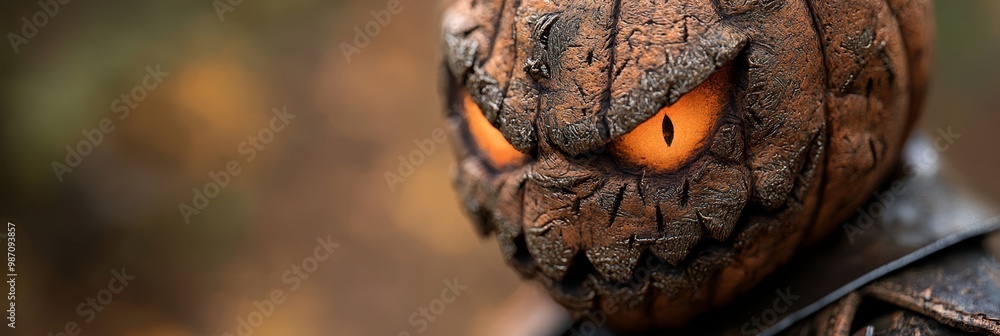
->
<box><xmin>662</xmin><ymin>114</ymin><xmax>675</xmax><ymax>147</ymax></box>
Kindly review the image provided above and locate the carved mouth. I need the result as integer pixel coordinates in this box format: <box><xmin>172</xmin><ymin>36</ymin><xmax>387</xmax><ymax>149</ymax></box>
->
<box><xmin>446</xmin><ymin>52</ymin><xmax>758</xmax><ymax>322</ymax></box>
<box><xmin>450</xmin><ymin>154</ymin><xmax>748</xmax><ymax>325</ymax></box>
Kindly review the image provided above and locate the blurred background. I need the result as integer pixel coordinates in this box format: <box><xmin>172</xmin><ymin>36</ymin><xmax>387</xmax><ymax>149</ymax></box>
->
<box><xmin>0</xmin><ymin>0</ymin><xmax>998</xmax><ymax>335</ymax></box>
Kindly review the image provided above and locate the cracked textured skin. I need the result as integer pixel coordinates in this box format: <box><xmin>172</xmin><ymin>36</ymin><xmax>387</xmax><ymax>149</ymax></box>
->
<box><xmin>440</xmin><ymin>0</ymin><xmax>933</xmax><ymax>330</ymax></box>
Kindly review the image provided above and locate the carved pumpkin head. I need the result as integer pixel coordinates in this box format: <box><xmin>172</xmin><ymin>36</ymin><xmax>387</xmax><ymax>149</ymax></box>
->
<box><xmin>441</xmin><ymin>0</ymin><xmax>932</xmax><ymax>330</ymax></box>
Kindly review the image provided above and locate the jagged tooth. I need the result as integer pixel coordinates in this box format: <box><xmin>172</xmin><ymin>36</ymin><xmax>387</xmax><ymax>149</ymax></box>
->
<box><xmin>699</xmin><ymin>211</ymin><xmax>735</xmax><ymax>243</ymax></box>
<box><xmin>525</xmin><ymin>220</ymin><xmax>578</xmax><ymax>281</ymax></box>
<box><xmin>649</xmin><ymin>214</ymin><xmax>702</xmax><ymax>266</ymax></box>
<box><xmin>688</xmin><ymin>162</ymin><xmax>749</xmax><ymax>242</ymax></box>
<box><xmin>585</xmin><ymin>242</ymin><xmax>642</xmax><ymax>284</ymax></box>
<box><xmin>488</xmin><ymin>206</ymin><xmax>521</xmax><ymax>240</ymax></box>
<box><xmin>497</xmin><ymin>232</ymin><xmax>537</xmax><ymax>275</ymax></box>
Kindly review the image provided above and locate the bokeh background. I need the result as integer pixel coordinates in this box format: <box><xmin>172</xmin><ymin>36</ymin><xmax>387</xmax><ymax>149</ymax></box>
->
<box><xmin>0</xmin><ymin>0</ymin><xmax>998</xmax><ymax>335</ymax></box>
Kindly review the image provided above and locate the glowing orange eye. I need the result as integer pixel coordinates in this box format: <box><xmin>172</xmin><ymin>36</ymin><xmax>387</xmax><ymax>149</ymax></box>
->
<box><xmin>608</xmin><ymin>65</ymin><xmax>732</xmax><ymax>172</ymax></box>
<box><xmin>462</xmin><ymin>93</ymin><xmax>526</xmax><ymax>168</ymax></box>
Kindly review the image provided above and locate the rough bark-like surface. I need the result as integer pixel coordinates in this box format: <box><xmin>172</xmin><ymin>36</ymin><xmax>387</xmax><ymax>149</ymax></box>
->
<box><xmin>441</xmin><ymin>0</ymin><xmax>933</xmax><ymax>330</ymax></box>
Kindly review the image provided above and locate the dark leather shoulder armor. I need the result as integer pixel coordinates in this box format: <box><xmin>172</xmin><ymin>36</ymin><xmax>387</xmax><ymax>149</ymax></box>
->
<box><xmin>783</xmin><ymin>231</ymin><xmax>1000</xmax><ymax>335</ymax></box>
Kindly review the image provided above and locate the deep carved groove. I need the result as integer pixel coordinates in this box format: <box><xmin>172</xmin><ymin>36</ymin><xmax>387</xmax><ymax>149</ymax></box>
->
<box><xmin>608</xmin><ymin>184</ymin><xmax>627</xmax><ymax>228</ymax></box>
